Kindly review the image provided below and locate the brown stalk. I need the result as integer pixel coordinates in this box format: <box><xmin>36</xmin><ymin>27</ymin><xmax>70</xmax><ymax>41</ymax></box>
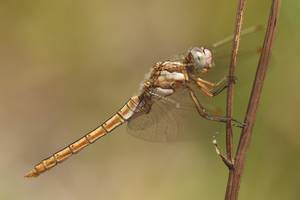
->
<box><xmin>223</xmin><ymin>0</ymin><xmax>281</xmax><ymax>200</ymax></box>
<box><xmin>226</xmin><ymin>0</ymin><xmax>247</xmax><ymax>164</ymax></box>
<box><xmin>224</xmin><ymin>0</ymin><xmax>247</xmax><ymax>197</ymax></box>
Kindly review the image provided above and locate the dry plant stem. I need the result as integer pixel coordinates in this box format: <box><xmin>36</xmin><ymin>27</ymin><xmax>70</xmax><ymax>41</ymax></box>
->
<box><xmin>224</xmin><ymin>0</ymin><xmax>247</xmax><ymax>198</ymax></box>
<box><xmin>225</xmin><ymin>0</ymin><xmax>281</xmax><ymax>200</ymax></box>
<box><xmin>226</xmin><ymin>0</ymin><xmax>247</xmax><ymax>164</ymax></box>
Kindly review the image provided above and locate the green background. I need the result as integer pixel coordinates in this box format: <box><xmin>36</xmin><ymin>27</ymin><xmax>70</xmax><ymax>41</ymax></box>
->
<box><xmin>0</xmin><ymin>0</ymin><xmax>299</xmax><ymax>199</ymax></box>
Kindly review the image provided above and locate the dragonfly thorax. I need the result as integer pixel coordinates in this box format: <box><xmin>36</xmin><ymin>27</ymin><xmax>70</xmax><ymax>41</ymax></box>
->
<box><xmin>186</xmin><ymin>47</ymin><xmax>214</xmax><ymax>74</ymax></box>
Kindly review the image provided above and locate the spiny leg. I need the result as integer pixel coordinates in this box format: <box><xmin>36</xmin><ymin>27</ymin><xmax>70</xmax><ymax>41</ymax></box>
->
<box><xmin>196</xmin><ymin>76</ymin><xmax>237</xmax><ymax>97</ymax></box>
<box><xmin>196</xmin><ymin>77</ymin><xmax>226</xmax><ymax>87</ymax></box>
<box><xmin>187</xmin><ymin>87</ymin><xmax>245</xmax><ymax>128</ymax></box>
<box><xmin>195</xmin><ymin>79</ymin><xmax>227</xmax><ymax>97</ymax></box>
<box><xmin>209</xmin><ymin>76</ymin><xmax>233</xmax><ymax>96</ymax></box>
<box><xmin>188</xmin><ymin>87</ymin><xmax>227</xmax><ymax>122</ymax></box>
<box><xmin>195</xmin><ymin>81</ymin><xmax>215</xmax><ymax>97</ymax></box>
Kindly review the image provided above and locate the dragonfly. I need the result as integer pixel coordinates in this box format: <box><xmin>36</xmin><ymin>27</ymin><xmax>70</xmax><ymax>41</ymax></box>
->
<box><xmin>25</xmin><ymin>26</ymin><xmax>262</xmax><ymax>178</ymax></box>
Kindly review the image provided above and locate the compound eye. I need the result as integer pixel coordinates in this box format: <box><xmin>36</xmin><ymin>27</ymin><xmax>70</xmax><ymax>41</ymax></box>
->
<box><xmin>192</xmin><ymin>50</ymin><xmax>205</xmax><ymax>68</ymax></box>
<box><xmin>203</xmin><ymin>49</ymin><xmax>212</xmax><ymax>57</ymax></box>
<box><xmin>187</xmin><ymin>47</ymin><xmax>209</xmax><ymax>70</ymax></box>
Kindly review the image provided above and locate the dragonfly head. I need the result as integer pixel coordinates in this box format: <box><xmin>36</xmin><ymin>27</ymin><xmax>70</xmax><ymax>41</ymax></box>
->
<box><xmin>186</xmin><ymin>47</ymin><xmax>214</xmax><ymax>74</ymax></box>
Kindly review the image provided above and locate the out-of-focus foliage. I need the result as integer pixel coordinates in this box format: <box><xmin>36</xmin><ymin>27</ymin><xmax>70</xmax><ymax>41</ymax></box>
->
<box><xmin>0</xmin><ymin>1</ymin><xmax>299</xmax><ymax>200</ymax></box>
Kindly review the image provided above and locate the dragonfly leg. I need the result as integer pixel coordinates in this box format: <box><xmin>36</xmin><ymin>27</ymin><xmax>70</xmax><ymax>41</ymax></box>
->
<box><xmin>195</xmin><ymin>81</ymin><xmax>215</xmax><ymax>97</ymax></box>
<box><xmin>210</xmin><ymin>75</ymin><xmax>238</xmax><ymax>96</ymax></box>
<box><xmin>196</xmin><ymin>76</ymin><xmax>237</xmax><ymax>97</ymax></box>
<box><xmin>187</xmin><ymin>87</ymin><xmax>245</xmax><ymax>128</ymax></box>
<box><xmin>199</xmin><ymin>75</ymin><xmax>237</xmax><ymax>88</ymax></box>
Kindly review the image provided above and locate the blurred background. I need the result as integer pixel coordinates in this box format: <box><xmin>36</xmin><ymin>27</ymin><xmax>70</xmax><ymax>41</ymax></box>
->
<box><xmin>0</xmin><ymin>0</ymin><xmax>299</xmax><ymax>199</ymax></box>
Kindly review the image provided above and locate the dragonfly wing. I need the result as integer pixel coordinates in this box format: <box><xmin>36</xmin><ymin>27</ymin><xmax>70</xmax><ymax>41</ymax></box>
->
<box><xmin>202</xmin><ymin>27</ymin><xmax>264</xmax><ymax>83</ymax></box>
<box><xmin>211</xmin><ymin>25</ymin><xmax>264</xmax><ymax>53</ymax></box>
<box><xmin>162</xmin><ymin>52</ymin><xmax>187</xmax><ymax>65</ymax></box>
<box><xmin>127</xmin><ymin>85</ymin><xmax>229</xmax><ymax>142</ymax></box>
<box><xmin>126</xmin><ymin>88</ymin><xmax>194</xmax><ymax>142</ymax></box>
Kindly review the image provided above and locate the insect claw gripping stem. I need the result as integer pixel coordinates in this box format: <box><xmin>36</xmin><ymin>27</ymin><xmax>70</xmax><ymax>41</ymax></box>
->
<box><xmin>187</xmin><ymin>87</ymin><xmax>245</xmax><ymax>128</ymax></box>
<box><xmin>209</xmin><ymin>75</ymin><xmax>238</xmax><ymax>97</ymax></box>
<box><xmin>211</xmin><ymin>84</ymin><xmax>228</xmax><ymax>96</ymax></box>
<box><xmin>231</xmin><ymin>119</ymin><xmax>246</xmax><ymax>128</ymax></box>
<box><xmin>227</xmin><ymin>75</ymin><xmax>238</xmax><ymax>85</ymax></box>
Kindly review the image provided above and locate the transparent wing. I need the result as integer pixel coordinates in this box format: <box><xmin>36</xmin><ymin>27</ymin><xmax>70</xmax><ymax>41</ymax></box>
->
<box><xmin>163</xmin><ymin>26</ymin><xmax>264</xmax><ymax>83</ymax></box>
<box><xmin>127</xmin><ymin>99</ymin><xmax>179</xmax><ymax>142</ymax></box>
<box><xmin>165</xmin><ymin>52</ymin><xmax>186</xmax><ymax>63</ymax></box>
<box><xmin>126</xmin><ymin>88</ymin><xmax>196</xmax><ymax>142</ymax></box>
<box><xmin>205</xmin><ymin>25</ymin><xmax>265</xmax><ymax>82</ymax></box>
<box><xmin>126</xmin><ymin>26</ymin><xmax>264</xmax><ymax>142</ymax></box>
<box><xmin>126</xmin><ymin>88</ymin><xmax>223</xmax><ymax>142</ymax></box>
<box><xmin>211</xmin><ymin>25</ymin><xmax>264</xmax><ymax>56</ymax></box>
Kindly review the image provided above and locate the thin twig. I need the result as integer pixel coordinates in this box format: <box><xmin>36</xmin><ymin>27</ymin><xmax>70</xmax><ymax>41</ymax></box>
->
<box><xmin>226</xmin><ymin>0</ymin><xmax>247</xmax><ymax>165</ymax></box>
<box><xmin>224</xmin><ymin>0</ymin><xmax>281</xmax><ymax>200</ymax></box>
<box><xmin>224</xmin><ymin>0</ymin><xmax>247</xmax><ymax>198</ymax></box>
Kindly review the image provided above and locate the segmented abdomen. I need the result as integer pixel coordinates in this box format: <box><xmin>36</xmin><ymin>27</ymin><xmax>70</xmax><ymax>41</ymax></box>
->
<box><xmin>25</xmin><ymin>96</ymin><xmax>140</xmax><ymax>177</ymax></box>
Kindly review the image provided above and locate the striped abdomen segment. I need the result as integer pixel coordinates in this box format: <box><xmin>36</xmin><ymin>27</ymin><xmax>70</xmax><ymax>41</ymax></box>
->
<box><xmin>25</xmin><ymin>96</ymin><xmax>140</xmax><ymax>178</ymax></box>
